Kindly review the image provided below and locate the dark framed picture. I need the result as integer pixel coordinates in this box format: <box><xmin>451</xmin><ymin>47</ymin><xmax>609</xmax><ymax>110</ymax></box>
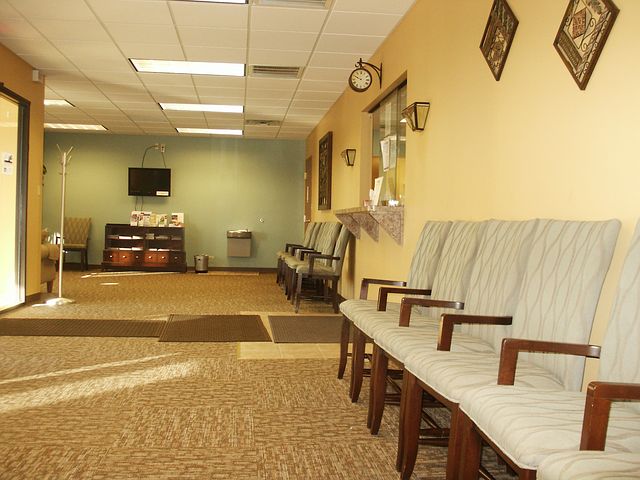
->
<box><xmin>553</xmin><ymin>0</ymin><xmax>619</xmax><ymax>90</ymax></box>
<box><xmin>318</xmin><ymin>131</ymin><xmax>333</xmax><ymax>210</ymax></box>
<box><xmin>480</xmin><ymin>0</ymin><xmax>519</xmax><ymax>81</ymax></box>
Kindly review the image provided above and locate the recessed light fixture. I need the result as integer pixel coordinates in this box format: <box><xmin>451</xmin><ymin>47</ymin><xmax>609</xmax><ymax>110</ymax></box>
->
<box><xmin>130</xmin><ymin>59</ymin><xmax>245</xmax><ymax>77</ymax></box>
<box><xmin>160</xmin><ymin>103</ymin><xmax>243</xmax><ymax>114</ymax></box>
<box><xmin>44</xmin><ymin>99</ymin><xmax>74</xmax><ymax>107</ymax></box>
<box><xmin>44</xmin><ymin>123</ymin><xmax>107</xmax><ymax>131</ymax></box>
<box><xmin>177</xmin><ymin>128</ymin><xmax>243</xmax><ymax>136</ymax></box>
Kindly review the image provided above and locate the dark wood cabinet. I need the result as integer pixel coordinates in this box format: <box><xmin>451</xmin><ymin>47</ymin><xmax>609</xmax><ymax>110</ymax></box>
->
<box><xmin>102</xmin><ymin>223</ymin><xmax>187</xmax><ymax>272</ymax></box>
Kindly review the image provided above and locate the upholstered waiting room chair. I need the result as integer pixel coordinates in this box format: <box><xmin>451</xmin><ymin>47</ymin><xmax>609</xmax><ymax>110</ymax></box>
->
<box><xmin>537</xmin><ymin>451</ymin><xmax>640</xmax><ymax>480</ymax></box>
<box><xmin>63</xmin><ymin>217</ymin><xmax>91</xmax><ymax>270</ymax></box>
<box><xmin>41</xmin><ymin>230</ymin><xmax>59</xmax><ymax>292</ymax></box>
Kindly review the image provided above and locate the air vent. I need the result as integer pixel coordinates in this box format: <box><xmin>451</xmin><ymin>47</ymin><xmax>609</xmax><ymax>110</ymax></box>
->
<box><xmin>252</xmin><ymin>0</ymin><xmax>330</xmax><ymax>8</ymax></box>
<box><xmin>246</xmin><ymin>119</ymin><xmax>281</xmax><ymax>127</ymax></box>
<box><xmin>248</xmin><ymin>65</ymin><xmax>303</xmax><ymax>79</ymax></box>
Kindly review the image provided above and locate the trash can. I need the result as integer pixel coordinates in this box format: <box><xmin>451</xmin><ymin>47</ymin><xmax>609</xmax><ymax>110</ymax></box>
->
<box><xmin>227</xmin><ymin>230</ymin><xmax>252</xmax><ymax>257</ymax></box>
<box><xmin>194</xmin><ymin>254</ymin><xmax>210</xmax><ymax>273</ymax></box>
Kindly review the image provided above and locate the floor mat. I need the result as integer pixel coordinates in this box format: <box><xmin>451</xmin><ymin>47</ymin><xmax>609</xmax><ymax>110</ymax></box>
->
<box><xmin>268</xmin><ymin>315</ymin><xmax>345</xmax><ymax>343</ymax></box>
<box><xmin>159</xmin><ymin>314</ymin><xmax>271</xmax><ymax>342</ymax></box>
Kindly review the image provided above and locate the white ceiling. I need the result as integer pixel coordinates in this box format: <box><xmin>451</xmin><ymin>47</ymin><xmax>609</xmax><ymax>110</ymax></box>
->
<box><xmin>0</xmin><ymin>0</ymin><xmax>416</xmax><ymax>139</ymax></box>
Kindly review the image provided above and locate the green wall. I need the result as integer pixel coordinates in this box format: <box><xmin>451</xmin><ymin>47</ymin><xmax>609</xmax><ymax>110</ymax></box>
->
<box><xmin>43</xmin><ymin>132</ymin><xmax>305</xmax><ymax>269</ymax></box>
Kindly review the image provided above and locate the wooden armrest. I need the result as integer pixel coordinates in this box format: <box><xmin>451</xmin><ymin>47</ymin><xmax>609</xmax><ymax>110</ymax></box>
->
<box><xmin>360</xmin><ymin>277</ymin><xmax>406</xmax><ymax>300</ymax></box>
<box><xmin>581</xmin><ymin>381</ymin><xmax>640</xmax><ymax>451</ymax></box>
<box><xmin>378</xmin><ymin>287</ymin><xmax>432</xmax><ymax>312</ymax></box>
<box><xmin>438</xmin><ymin>314</ymin><xmax>512</xmax><ymax>351</ymax></box>
<box><xmin>308</xmin><ymin>254</ymin><xmax>339</xmax><ymax>275</ymax></box>
<box><xmin>399</xmin><ymin>297</ymin><xmax>464</xmax><ymax>327</ymax></box>
<box><xmin>285</xmin><ymin>242</ymin><xmax>304</xmax><ymax>253</ymax></box>
<box><xmin>297</xmin><ymin>248</ymin><xmax>317</xmax><ymax>260</ymax></box>
<box><xmin>497</xmin><ymin>338</ymin><xmax>601</xmax><ymax>385</ymax></box>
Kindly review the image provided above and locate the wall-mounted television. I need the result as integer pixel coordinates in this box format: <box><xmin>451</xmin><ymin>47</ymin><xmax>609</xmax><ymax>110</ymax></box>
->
<box><xmin>128</xmin><ymin>167</ymin><xmax>171</xmax><ymax>197</ymax></box>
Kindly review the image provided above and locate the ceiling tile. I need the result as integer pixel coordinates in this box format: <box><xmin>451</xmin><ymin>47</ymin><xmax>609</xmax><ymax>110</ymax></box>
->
<box><xmin>105</xmin><ymin>23</ymin><xmax>180</xmax><ymax>45</ymax></box>
<box><xmin>250</xmin><ymin>6</ymin><xmax>327</xmax><ymax>33</ymax></box>
<box><xmin>315</xmin><ymin>33</ymin><xmax>384</xmax><ymax>54</ymax></box>
<box><xmin>303</xmin><ymin>66</ymin><xmax>351</xmax><ymax>82</ymax></box>
<box><xmin>139</xmin><ymin>73</ymin><xmax>195</xmax><ymax>87</ymax></box>
<box><xmin>247</xmin><ymin>76</ymin><xmax>298</xmax><ymax>90</ymax></box>
<box><xmin>298</xmin><ymin>78</ymin><xmax>344</xmax><ymax>92</ymax></box>
<box><xmin>178</xmin><ymin>26</ymin><xmax>246</xmax><ymax>48</ymax></box>
<box><xmin>118</xmin><ymin>43</ymin><xmax>185</xmax><ymax>60</ymax></box>
<box><xmin>288</xmin><ymin>106</ymin><xmax>329</xmax><ymax>116</ymax></box>
<box><xmin>18</xmin><ymin>53</ymin><xmax>74</xmax><ymax>70</ymax></box>
<box><xmin>244</xmin><ymin>105</ymin><xmax>287</xmax><ymax>116</ymax></box>
<box><xmin>183</xmin><ymin>45</ymin><xmax>246</xmax><ymax>63</ymax></box>
<box><xmin>30</xmin><ymin>19</ymin><xmax>111</xmax><ymax>42</ymax></box>
<box><xmin>192</xmin><ymin>76</ymin><xmax>246</xmax><ymax>89</ymax></box>
<box><xmin>324</xmin><ymin>11</ymin><xmax>402</xmax><ymax>36</ymax></box>
<box><xmin>194</xmin><ymin>86</ymin><xmax>246</xmax><ymax>99</ymax></box>
<box><xmin>246</xmin><ymin>88</ymin><xmax>294</xmax><ymax>100</ymax></box>
<box><xmin>245</xmin><ymin>98</ymin><xmax>290</xmax><ymax>108</ymax></box>
<box><xmin>0</xmin><ymin>18</ymin><xmax>44</xmax><ymax>39</ymax></box>
<box><xmin>310</xmin><ymin>51</ymin><xmax>367</xmax><ymax>69</ymax></box>
<box><xmin>170</xmin><ymin>117</ymin><xmax>208</xmax><ymax>128</ymax></box>
<box><xmin>198</xmin><ymin>94</ymin><xmax>245</xmax><ymax>104</ymax></box>
<box><xmin>95</xmin><ymin>82</ymin><xmax>146</xmax><ymax>95</ymax></box>
<box><xmin>290</xmin><ymin>98</ymin><xmax>336</xmax><ymax>109</ymax></box>
<box><xmin>248</xmin><ymin>49</ymin><xmax>310</xmax><ymax>67</ymax></box>
<box><xmin>333</xmin><ymin>0</ymin><xmax>415</xmax><ymax>15</ymax></box>
<box><xmin>84</xmin><ymin>69</ymin><xmax>141</xmax><ymax>84</ymax></box>
<box><xmin>86</xmin><ymin>0</ymin><xmax>173</xmax><ymax>25</ymax></box>
<box><xmin>249</xmin><ymin>30</ymin><xmax>317</xmax><ymax>51</ymax></box>
<box><xmin>0</xmin><ymin>1</ymin><xmax>21</xmax><ymax>19</ymax></box>
<box><xmin>293</xmin><ymin>90</ymin><xmax>340</xmax><ymax>102</ymax></box>
<box><xmin>10</xmin><ymin>0</ymin><xmax>95</xmax><ymax>21</ymax></box>
<box><xmin>170</xmin><ymin>2</ymin><xmax>248</xmax><ymax>28</ymax></box>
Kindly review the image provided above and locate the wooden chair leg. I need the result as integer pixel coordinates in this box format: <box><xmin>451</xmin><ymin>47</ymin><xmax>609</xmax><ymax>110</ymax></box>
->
<box><xmin>446</xmin><ymin>405</ymin><xmax>464</xmax><ymax>480</ymax></box>
<box><xmin>46</xmin><ymin>280</ymin><xmax>53</xmax><ymax>293</ymax></box>
<box><xmin>331</xmin><ymin>277</ymin><xmax>339</xmax><ymax>313</ymax></box>
<box><xmin>459</xmin><ymin>411</ymin><xmax>483</xmax><ymax>480</ymax></box>
<box><xmin>400</xmin><ymin>372</ymin><xmax>423</xmax><ymax>480</ymax></box>
<box><xmin>294</xmin><ymin>273</ymin><xmax>303</xmax><ymax>313</ymax></box>
<box><xmin>350</xmin><ymin>328</ymin><xmax>366</xmax><ymax>402</ymax></box>
<box><xmin>396</xmin><ymin>371</ymin><xmax>410</xmax><ymax>472</ymax></box>
<box><xmin>369</xmin><ymin>344</ymin><xmax>389</xmax><ymax>434</ymax></box>
<box><xmin>338</xmin><ymin>316</ymin><xmax>350</xmax><ymax>379</ymax></box>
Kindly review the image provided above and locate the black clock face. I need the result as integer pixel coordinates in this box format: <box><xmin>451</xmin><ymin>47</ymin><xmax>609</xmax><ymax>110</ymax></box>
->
<box><xmin>349</xmin><ymin>68</ymin><xmax>372</xmax><ymax>92</ymax></box>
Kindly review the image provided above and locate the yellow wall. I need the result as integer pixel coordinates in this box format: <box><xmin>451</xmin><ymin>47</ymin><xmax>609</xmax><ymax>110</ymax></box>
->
<box><xmin>306</xmin><ymin>0</ymin><xmax>640</xmax><ymax>384</ymax></box>
<box><xmin>0</xmin><ymin>43</ymin><xmax>45</xmax><ymax>298</ymax></box>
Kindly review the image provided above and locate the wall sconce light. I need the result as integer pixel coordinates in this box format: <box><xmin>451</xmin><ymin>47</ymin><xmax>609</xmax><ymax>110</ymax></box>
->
<box><xmin>401</xmin><ymin>102</ymin><xmax>430</xmax><ymax>132</ymax></box>
<box><xmin>341</xmin><ymin>148</ymin><xmax>356</xmax><ymax>166</ymax></box>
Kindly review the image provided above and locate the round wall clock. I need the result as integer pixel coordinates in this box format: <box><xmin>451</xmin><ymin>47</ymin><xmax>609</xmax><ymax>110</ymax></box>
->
<box><xmin>348</xmin><ymin>67</ymin><xmax>373</xmax><ymax>92</ymax></box>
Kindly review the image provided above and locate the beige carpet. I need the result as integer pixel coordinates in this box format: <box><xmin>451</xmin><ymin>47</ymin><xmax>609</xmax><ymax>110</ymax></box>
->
<box><xmin>0</xmin><ymin>318</ymin><xmax>164</xmax><ymax>337</ymax></box>
<box><xmin>159</xmin><ymin>314</ymin><xmax>271</xmax><ymax>342</ymax></box>
<box><xmin>268</xmin><ymin>315</ymin><xmax>345</xmax><ymax>343</ymax></box>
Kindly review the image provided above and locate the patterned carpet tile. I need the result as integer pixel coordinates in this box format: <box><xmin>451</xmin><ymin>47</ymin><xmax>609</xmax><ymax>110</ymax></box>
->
<box><xmin>116</xmin><ymin>406</ymin><xmax>255</xmax><ymax>449</ymax></box>
<box><xmin>0</xmin><ymin>446</ymin><xmax>106</xmax><ymax>479</ymax></box>
<box><xmin>90</xmin><ymin>448</ymin><xmax>260</xmax><ymax>480</ymax></box>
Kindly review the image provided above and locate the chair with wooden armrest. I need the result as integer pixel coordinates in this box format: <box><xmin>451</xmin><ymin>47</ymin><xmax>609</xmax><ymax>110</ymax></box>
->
<box><xmin>63</xmin><ymin>217</ymin><xmax>91</xmax><ymax>271</ymax></box>
<box><xmin>276</xmin><ymin>222</ymin><xmax>320</xmax><ymax>285</ymax></box>
<box><xmin>455</xmin><ymin>220</ymin><xmax>640</xmax><ymax>480</ymax></box>
<box><xmin>396</xmin><ymin>219</ymin><xmax>621</xmax><ymax>480</ymax></box>
<box><xmin>337</xmin><ymin>220</ymin><xmax>452</xmax><ymax>397</ymax></box>
<box><xmin>368</xmin><ymin>219</ymin><xmax>538</xmax><ymax>468</ymax></box>
<box><xmin>283</xmin><ymin>222</ymin><xmax>341</xmax><ymax>300</ymax></box>
<box><xmin>292</xmin><ymin>224</ymin><xmax>352</xmax><ymax>313</ymax></box>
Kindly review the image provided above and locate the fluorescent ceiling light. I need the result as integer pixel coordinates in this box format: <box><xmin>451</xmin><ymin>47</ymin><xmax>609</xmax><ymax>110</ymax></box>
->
<box><xmin>131</xmin><ymin>59</ymin><xmax>245</xmax><ymax>77</ymax></box>
<box><xmin>177</xmin><ymin>128</ymin><xmax>243</xmax><ymax>136</ymax></box>
<box><xmin>44</xmin><ymin>99</ymin><xmax>74</xmax><ymax>107</ymax></box>
<box><xmin>160</xmin><ymin>103</ymin><xmax>243</xmax><ymax>113</ymax></box>
<box><xmin>45</xmin><ymin>123</ymin><xmax>107</xmax><ymax>131</ymax></box>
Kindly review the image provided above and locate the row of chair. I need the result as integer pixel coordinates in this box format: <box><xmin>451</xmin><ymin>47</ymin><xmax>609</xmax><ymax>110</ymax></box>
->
<box><xmin>276</xmin><ymin>221</ymin><xmax>352</xmax><ymax>313</ymax></box>
<box><xmin>338</xmin><ymin>218</ymin><xmax>640</xmax><ymax>479</ymax></box>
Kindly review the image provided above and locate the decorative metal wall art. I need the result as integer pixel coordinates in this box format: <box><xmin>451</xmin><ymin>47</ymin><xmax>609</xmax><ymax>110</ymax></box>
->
<box><xmin>318</xmin><ymin>131</ymin><xmax>333</xmax><ymax>210</ymax></box>
<box><xmin>554</xmin><ymin>0</ymin><xmax>619</xmax><ymax>90</ymax></box>
<box><xmin>480</xmin><ymin>0</ymin><xmax>519</xmax><ymax>81</ymax></box>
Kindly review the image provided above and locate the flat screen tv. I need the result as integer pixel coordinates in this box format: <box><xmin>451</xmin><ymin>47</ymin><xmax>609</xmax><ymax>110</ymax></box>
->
<box><xmin>128</xmin><ymin>167</ymin><xmax>171</xmax><ymax>197</ymax></box>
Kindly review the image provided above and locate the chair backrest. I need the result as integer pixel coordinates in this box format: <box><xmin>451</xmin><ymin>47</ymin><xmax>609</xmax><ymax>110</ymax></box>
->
<box><xmin>326</xmin><ymin>225</ymin><xmax>352</xmax><ymax>272</ymax></box>
<box><xmin>460</xmin><ymin>219</ymin><xmax>540</xmax><ymax>352</ymax></box>
<box><xmin>599</xmin><ymin>221</ymin><xmax>640</xmax><ymax>414</ymax></box>
<box><xmin>406</xmin><ymin>221</ymin><xmax>452</xmax><ymax>290</ymax></box>
<box><xmin>303</xmin><ymin>222</ymin><xmax>320</xmax><ymax>248</ymax></box>
<box><xmin>512</xmin><ymin>219</ymin><xmax>620</xmax><ymax>391</ymax></box>
<box><xmin>63</xmin><ymin>217</ymin><xmax>91</xmax><ymax>245</ymax></box>
<box><xmin>427</xmin><ymin>221</ymin><xmax>488</xmax><ymax>319</ymax></box>
<box><xmin>312</xmin><ymin>222</ymin><xmax>341</xmax><ymax>261</ymax></box>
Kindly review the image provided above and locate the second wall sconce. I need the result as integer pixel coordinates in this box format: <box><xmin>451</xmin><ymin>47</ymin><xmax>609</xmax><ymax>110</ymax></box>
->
<box><xmin>341</xmin><ymin>148</ymin><xmax>356</xmax><ymax>166</ymax></box>
<box><xmin>401</xmin><ymin>102</ymin><xmax>430</xmax><ymax>132</ymax></box>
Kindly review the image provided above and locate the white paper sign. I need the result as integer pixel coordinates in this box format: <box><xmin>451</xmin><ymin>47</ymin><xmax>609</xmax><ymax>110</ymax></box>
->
<box><xmin>2</xmin><ymin>152</ymin><xmax>14</xmax><ymax>175</ymax></box>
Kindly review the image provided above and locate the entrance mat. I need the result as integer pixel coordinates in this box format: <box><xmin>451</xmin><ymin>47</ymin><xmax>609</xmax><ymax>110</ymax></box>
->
<box><xmin>160</xmin><ymin>314</ymin><xmax>271</xmax><ymax>342</ymax></box>
<box><xmin>268</xmin><ymin>315</ymin><xmax>345</xmax><ymax>343</ymax></box>
<box><xmin>0</xmin><ymin>318</ymin><xmax>164</xmax><ymax>338</ymax></box>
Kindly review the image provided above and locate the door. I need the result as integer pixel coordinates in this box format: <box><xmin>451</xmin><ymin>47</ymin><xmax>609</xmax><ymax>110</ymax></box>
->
<box><xmin>0</xmin><ymin>86</ymin><xmax>29</xmax><ymax>312</ymax></box>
